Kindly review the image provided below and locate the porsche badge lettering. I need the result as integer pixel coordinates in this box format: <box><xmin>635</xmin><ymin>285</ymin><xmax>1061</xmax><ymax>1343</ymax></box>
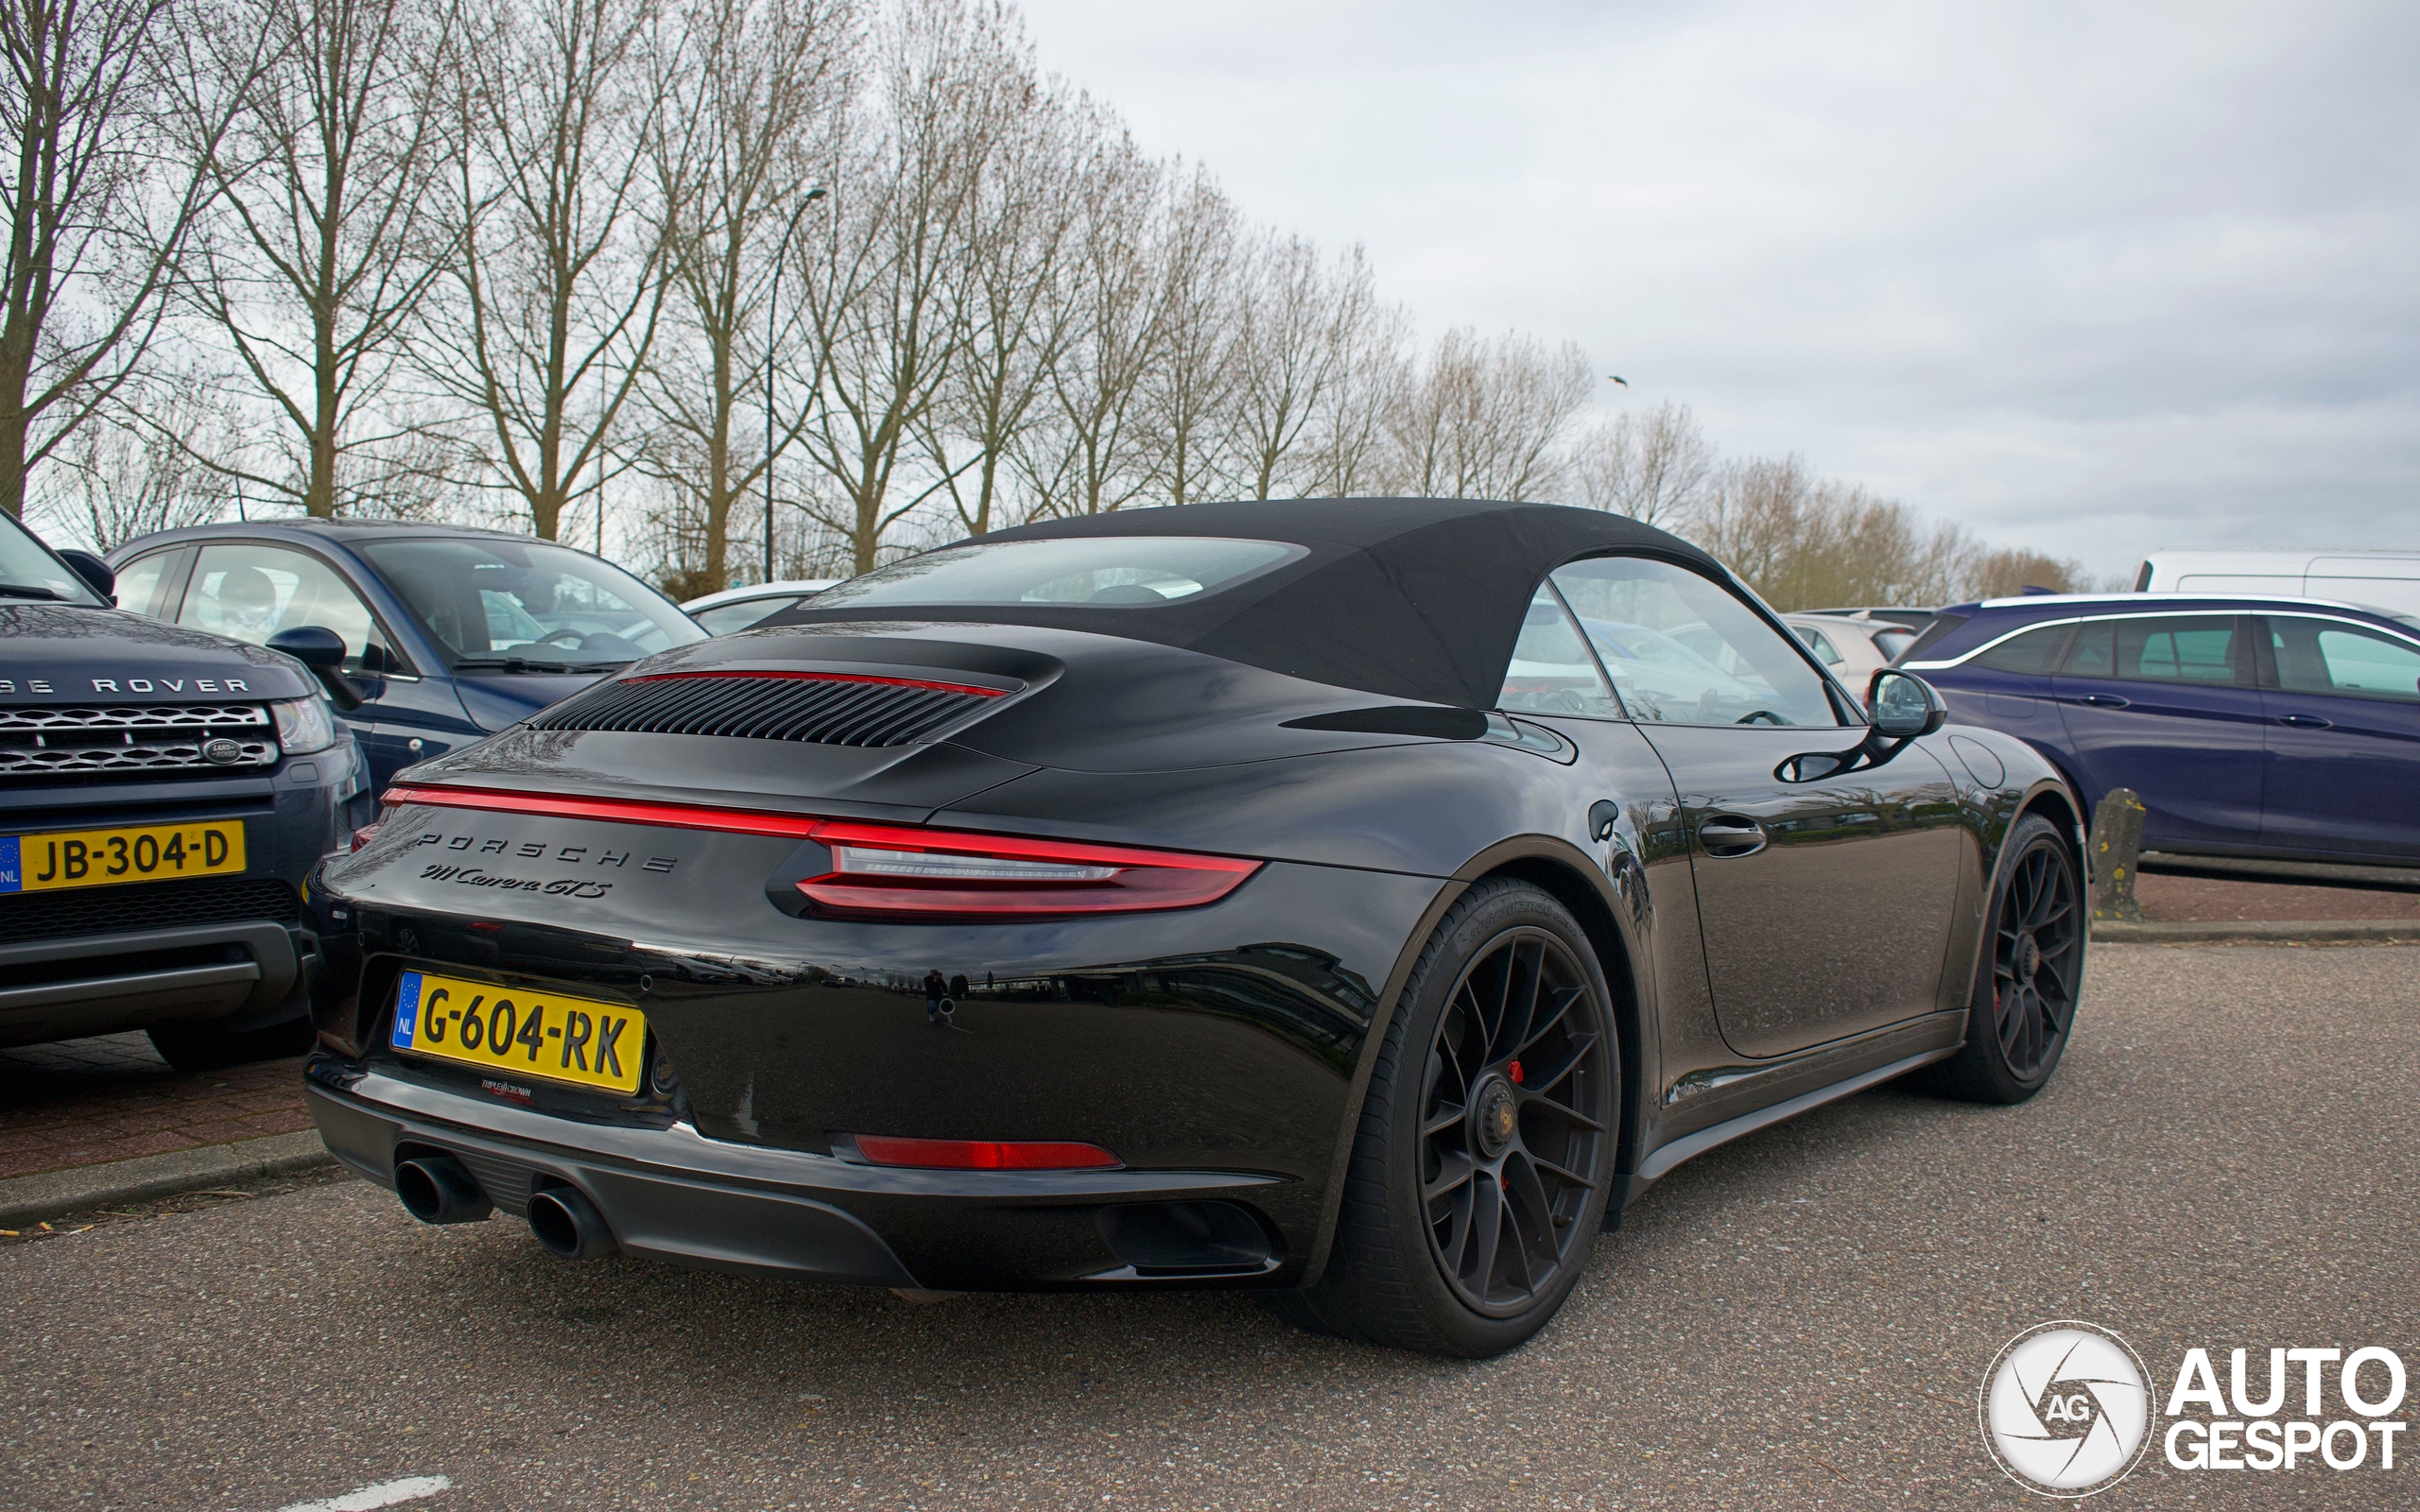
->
<box><xmin>408</xmin><ymin>829</ymin><xmax>679</xmax><ymax>875</ymax></box>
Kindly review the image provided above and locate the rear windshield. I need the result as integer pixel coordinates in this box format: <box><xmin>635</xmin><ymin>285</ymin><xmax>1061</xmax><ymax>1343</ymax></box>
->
<box><xmin>810</xmin><ymin>537</ymin><xmax>1305</xmax><ymax>610</ymax></box>
<box><xmin>360</xmin><ymin>538</ymin><xmax>704</xmax><ymax>668</ymax></box>
<box><xmin>1899</xmin><ymin>611</ymin><xmax>1968</xmax><ymax>661</ymax></box>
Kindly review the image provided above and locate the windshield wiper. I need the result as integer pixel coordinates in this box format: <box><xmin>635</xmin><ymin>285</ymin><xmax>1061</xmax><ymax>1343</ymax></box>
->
<box><xmin>0</xmin><ymin>582</ymin><xmax>63</xmax><ymax>600</ymax></box>
<box><xmin>451</xmin><ymin>656</ymin><xmax>632</xmax><ymax>673</ymax></box>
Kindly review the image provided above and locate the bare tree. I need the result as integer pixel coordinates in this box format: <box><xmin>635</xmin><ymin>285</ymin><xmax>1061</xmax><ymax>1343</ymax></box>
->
<box><xmin>917</xmin><ymin>42</ymin><xmax>1074</xmax><ymax>538</ymax></box>
<box><xmin>1136</xmin><ymin>163</ymin><xmax>1236</xmax><ymax>508</ymax></box>
<box><xmin>797</xmin><ymin>0</ymin><xmax>1013</xmax><ymax>570</ymax></box>
<box><xmin>1965</xmin><ymin>546</ymin><xmax>2082</xmax><ymax>599</ymax></box>
<box><xmin>1385</xmin><ymin>327</ymin><xmax>1590</xmax><ymax>502</ymax></box>
<box><xmin>634</xmin><ymin>0</ymin><xmax>849</xmax><ymax>594</ymax></box>
<box><xmin>0</xmin><ymin>0</ymin><xmax>254</xmax><ymax>518</ymax></box>
<box><xmin>1018</xmin><ymin>114</ymin><xmax>1163</xmax><ymax>518</ymax></box>
<box><xmin>35</xmin><ymin>373</ymin><xmax>236</xmax><ymax>546</ymax></box>
<box><xmin>173</xmin><ymin>0</ymin><xmax>453</xmax><ymax>519</ymax></box>
<box><xmin>1685</xmin><ymin>455</ymin><xmax>1986</xmax><ymax>610</ymax></box>
<box><xmin>1566</xmin><ymin>400</ymin><xmax>1714</xmax><ymax>526</ymax></box>
<box><xmin>1225</xmin><ymin>232</ymin><xmax>1351</xmax><ymax>501</ymax></box>
<box><xmin>429</xmin><ymin>0</ymin><xmax>668</xmax><ymax>541</ymax></box>
<box><xmin>1229</xmin><ymin>234</ymin><xmax>1403</xmax><ymax>500</ymax></box>
<box><xmin>1300</xmin><ymin>252</ymin><xmax>1405</xmax><ymax>499</ymax></box>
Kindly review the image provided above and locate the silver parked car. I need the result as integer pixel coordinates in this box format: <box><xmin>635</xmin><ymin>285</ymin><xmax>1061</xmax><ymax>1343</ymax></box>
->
<box><xmin>1785</xmin><ymin>611</ymin><xmax>1921</xmax><ymax>692</ymax></box>
<box><xmin>679</xmin><ymin>579</ymin><xmax>838</xmax><ymax>635</ymax></box>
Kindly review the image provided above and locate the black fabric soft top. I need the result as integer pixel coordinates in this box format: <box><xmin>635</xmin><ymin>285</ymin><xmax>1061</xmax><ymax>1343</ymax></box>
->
<box><xmin>759</xmin><ymin>498</ymin><xmax>1722</xmax><ymax>710</ymax></box>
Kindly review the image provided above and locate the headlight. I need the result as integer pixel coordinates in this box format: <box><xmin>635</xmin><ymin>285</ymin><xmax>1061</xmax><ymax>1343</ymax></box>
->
<box><xmin>272</xmin><ymin>696</ymin><xmax>337</xmax><ymax>755</ymax></box>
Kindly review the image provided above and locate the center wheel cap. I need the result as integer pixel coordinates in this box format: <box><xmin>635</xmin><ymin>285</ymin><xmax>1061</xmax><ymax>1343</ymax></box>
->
<box><xmin>2017</xmin><ymin>935</ymin><xmax>2042</xmax><ymax>982</ymax></box>
<box><xmin>1474</xmin><ymin>1078</ymin><xmax>1518</xmax><ymax>1158</ymax></box>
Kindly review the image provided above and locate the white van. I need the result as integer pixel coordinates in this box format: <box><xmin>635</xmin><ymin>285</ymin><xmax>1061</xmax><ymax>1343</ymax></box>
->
<box><xmin>2134</xmin><ymin>549</ymin><xmax>2420</xmax><ymax>616</ymax></box>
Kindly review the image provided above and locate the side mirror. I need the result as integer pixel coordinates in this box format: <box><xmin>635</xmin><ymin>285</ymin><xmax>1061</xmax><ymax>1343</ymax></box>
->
<box><xmin>267</xmin><ymin>626</ymin><xmax>366</xmax><ymax>712</ymax></box>
<box><xmin>57</xmin><ymin>549</ymin><xmax>113</xmax><ymax>602</ymax></box>
<box><xmin>1867</xmin><ymin>669</ymin><xmax>1946</xmax><ymax>738</ymax></box>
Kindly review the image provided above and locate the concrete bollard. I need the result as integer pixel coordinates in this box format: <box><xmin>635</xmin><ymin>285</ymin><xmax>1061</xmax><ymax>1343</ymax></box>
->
<box><xmin>2088</xmin><ymin>787</ymin><xmax>2146</xmax><ymax>922</ymax></box>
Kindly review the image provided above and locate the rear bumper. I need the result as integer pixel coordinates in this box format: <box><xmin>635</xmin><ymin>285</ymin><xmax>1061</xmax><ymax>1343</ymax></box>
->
<box><xmin>0</xmin><ymin>921</ymin><xmax>302</xmax><ymax>1048</ymax></box>
<box><xmin>305</xmin><ymin>1061</ymin><xmax>1297</xmax><ymax>1291</ymax></box>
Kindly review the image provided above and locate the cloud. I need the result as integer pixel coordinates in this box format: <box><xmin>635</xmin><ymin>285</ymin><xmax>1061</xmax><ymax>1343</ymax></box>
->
<box><xmin>1018</xmin><ymin>0</ymin><xmax>2420</xmax><ymax>578</ymax></box>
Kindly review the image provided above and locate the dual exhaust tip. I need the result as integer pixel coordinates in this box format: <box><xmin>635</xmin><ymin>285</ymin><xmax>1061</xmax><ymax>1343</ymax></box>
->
<box><xmin>394</xmin><ymin>1153</ymin><xmax>615</xmax><ymax>1262</ymax></box>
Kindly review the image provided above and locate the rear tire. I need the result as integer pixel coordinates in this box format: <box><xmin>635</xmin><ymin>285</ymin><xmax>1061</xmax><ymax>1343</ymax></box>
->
<box><xmin>1278</xmin><ymin>879</ymin><xmax>1619</xmax><ymax>1357</ymax></box>
<box><xmin>147</xmin><ymin>1011</ymin><xmax>314</xmax><ymax>1074</ymax></box>
<box><xmin>1924</xmin><ymin>813</ymin><xmax>2083</xmax><ymax>1105</ymax></box>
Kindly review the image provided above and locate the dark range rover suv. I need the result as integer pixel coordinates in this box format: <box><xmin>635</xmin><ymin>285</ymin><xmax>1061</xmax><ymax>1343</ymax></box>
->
<box><xmin>1</xmin><ymin>513</ymin><xmax>368</xmax><ymax>1069</ymax></box>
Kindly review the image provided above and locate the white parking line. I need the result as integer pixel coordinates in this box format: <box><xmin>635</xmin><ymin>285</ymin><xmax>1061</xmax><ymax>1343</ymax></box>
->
<box><xmin>271</xmin><ymin>1475</ymin><xmax>452</xmax><ymax>1512</ymax></box>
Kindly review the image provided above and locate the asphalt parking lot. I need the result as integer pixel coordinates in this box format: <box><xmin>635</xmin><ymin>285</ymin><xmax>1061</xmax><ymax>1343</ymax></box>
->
<box><xmin>5</xmin><ymin>942</ymin><xmax>2413</xmax><ymax>1512</ymax></box>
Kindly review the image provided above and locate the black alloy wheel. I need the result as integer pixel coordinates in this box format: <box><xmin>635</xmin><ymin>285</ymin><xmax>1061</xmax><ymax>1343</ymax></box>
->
<box><xmin>1991</xmin><ymin>832</ymin><xmax>2081</xmax><ymax>1078</ymax></box>
<box><xmin>1270</xmin><ymin>879</ymin><xmax>1619</xmax><ymax>1357</ymax></box>
<box><xmin>1926</xmin><ymin>813</ymin><xmax>2084</xmax><ymax>1104</ymax></box>
<box><xmin>1419</xmin><ymin>926</ymin><xmax>1611</xmax><ymax>1316</ymax></box>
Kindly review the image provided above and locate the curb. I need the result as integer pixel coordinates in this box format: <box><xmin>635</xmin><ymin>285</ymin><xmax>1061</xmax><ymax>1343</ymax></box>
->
<box><xmin>0</xmin><ymin>1129</ymin><xmax>337</xmax><ymax>1230</ymax></box>
<box><xmin>2091</xmin><ymin>919</ymin><xmax>2420</xmax><ymax>945</ymax></box>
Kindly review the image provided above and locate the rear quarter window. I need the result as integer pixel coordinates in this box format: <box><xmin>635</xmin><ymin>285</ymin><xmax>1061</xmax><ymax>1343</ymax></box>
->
<box><xmin>1899</xmin><ymin>611</ymin><xmax>1969</xmax><ymax>662</ymax></box>
<box><xmin>1971</xmin><ymin>623</ymin><xmax>2076</xmax><ymax>674</ymax></box>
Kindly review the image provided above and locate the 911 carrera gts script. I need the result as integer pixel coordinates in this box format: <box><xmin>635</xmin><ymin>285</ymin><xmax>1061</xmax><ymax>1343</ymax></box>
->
<box><xmin>418</xmin><ymin>864</ymin><xmax>614</xmax><ymax>898</ymax></box>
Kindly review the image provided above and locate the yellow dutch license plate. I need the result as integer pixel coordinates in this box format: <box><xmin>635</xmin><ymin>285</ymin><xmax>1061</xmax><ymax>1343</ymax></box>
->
<box><xmin>389</xmin><ymin>970</ymin><xmax>646</xmax><ymax>1094</ymax></box>
<box><xmin>0</xmin><ymin>820</ymin><xmax>245</xmax><ymax>895</ymax></box>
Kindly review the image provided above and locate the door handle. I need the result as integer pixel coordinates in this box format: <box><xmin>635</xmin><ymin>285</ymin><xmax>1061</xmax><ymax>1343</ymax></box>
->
<box><xmin>1698</xmin><ymin>816</ymin><xmax>1768</xmax><ymax>858</ymax></box>
<box><xmin>2276</xmin><ymin>713</ymin><xmax>2333</xmax><ymax>729</ymax></box>
<box><xmin>2075</xmin><ymin>694</ymin><xmax>2131</xmax><ymax>708</ymax></box>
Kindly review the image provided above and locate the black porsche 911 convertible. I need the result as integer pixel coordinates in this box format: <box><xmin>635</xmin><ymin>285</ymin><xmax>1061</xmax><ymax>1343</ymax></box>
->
<box><xmin>301</xmin><ymin>498</ymin><xmax>2084</xmax><ymax>1357</ymax></box>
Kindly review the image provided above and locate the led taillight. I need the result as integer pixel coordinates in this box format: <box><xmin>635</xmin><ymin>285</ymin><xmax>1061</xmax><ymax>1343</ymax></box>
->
<box><xmin>849</xmin><ymin>1134</ymin><xmax>1120</xmax><ymax>1171</ymax></box>
<box><xmin>796</xmin><ymin>819</ymin><xmax>1258</xmax><ymax>919</ymax></box>
<box><xmin>373</xmin><ymin>787</ymin><xmax>1263</xmax><ymax>919</ymax></box>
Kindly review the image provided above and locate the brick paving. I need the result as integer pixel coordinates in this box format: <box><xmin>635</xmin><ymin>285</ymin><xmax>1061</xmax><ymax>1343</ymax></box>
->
<box><xmin>2135</xmin><ymin>869</ymin><xmax>2420</xmax><ymax>922</ymax></box>
<box><xmin>0</xmin><ymin>1034</ymin><xmax>309</xmax><ymax>1180</ymax></box>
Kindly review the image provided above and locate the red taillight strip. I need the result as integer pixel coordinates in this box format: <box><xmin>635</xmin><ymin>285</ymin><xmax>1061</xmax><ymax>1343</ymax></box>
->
<box><xmin>795</xmin><ymin>818</ymin><xmax>1260</xmax><ymax>918</ymax></box>
<box><xmin>375</xmin><ymin>788</ymin><xmax>1265</xmax><ymax>917</ymax></box>
<box><xmin>380</xmin><ymin>784</ymin><xmax>826</xmax><ymax>838</ymax></box>
<box><xmin>849</xmin><ymin>1134</ymin><xmax>1120</xmax><ymax>1171</ymax></box>
<box><xmin>619</xmin><ymin>669</ymin><xmax>1008</xmax><ymax>697</ymax></box>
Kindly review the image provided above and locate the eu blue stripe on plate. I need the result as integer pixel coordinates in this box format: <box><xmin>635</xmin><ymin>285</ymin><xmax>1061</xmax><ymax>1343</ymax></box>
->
<box><xmin>392</xmin><ymin>971</ymin><xmax>424</xmax><ymax>1048</ymax></box>
<box><xmin>0</xmin><ymin>836</ymin><xmax>18</xmax><ymax>894</ymax></box>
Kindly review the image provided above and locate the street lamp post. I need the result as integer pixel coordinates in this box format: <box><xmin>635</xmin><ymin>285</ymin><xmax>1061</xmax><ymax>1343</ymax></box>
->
<box><xmin>765</xmin><ymin>184</ymin><xmax>828</xmax><ymax>587</ymax></box>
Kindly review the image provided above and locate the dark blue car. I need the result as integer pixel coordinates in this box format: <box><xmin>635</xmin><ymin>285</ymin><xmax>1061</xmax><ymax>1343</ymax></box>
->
<box><xmin>1900</xmin><ymin>593</ymin><xmax>2420</xmax><ymax>865</ymax></box>
<box><xmin>108</xmin><ymin>522</ymin><xmax>707</xmax><ymax>791</ymax></box>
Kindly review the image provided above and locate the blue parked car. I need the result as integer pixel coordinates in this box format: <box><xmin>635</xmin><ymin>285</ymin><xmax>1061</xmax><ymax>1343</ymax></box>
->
<box><xmin>108</xmin><ymin>521</ymin><xmax>707</xmax><ymax>791</ymax></box>
<box><xmin>1900</xmin><ymin>593</ymin><xmax>2420</xmax><ymax>866</ymax></box>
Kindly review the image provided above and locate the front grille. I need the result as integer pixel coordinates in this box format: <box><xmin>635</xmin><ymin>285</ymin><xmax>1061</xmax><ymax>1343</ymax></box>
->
<box><xmin>0</xmin><ymin>703</ymin><xmax>277</xmax><ymax>780</ymax></box>
<box><xmin>0</xmin><ymin>875</ymin><xmax>301</xmax><ymax>946</ymax></box>
<box><xmin>528</xmin><ymin>673</ymin><xmax>1001</xmax><ymax>747</ymax></box>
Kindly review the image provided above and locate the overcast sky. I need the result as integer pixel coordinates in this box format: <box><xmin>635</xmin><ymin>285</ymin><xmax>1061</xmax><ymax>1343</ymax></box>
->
<box><xmin>1015</xmin><ymin>0</ymin><xmax>2419</xmax><ymax>580</ymax></box>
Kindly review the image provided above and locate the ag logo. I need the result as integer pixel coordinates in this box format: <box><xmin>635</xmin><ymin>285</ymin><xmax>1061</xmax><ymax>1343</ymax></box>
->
<box><xmin>1981</xmin><ymin>1321</ymin><xmax>2155</xmax><ymax>1497</ymax></box>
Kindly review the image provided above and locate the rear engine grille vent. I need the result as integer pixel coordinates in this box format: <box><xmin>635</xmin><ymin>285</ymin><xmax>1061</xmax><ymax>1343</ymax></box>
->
<box><xmin>0</xmin><ymin>703</ymin><xmax>277</xmax><ymax>781</ymax></box>
<box><xmin>527</xmin><ymin>673</ymin><xmax>1004</xmax><ymax>747</ymax></box>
